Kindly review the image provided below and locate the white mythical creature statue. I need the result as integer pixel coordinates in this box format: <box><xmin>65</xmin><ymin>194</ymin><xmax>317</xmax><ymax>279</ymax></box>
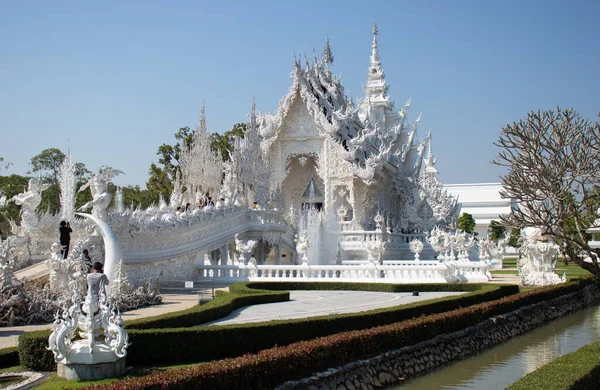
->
<box><xmin>484</xmin><ymin>234</ymin><xmax>509</xmax><ymax>270</ymax></box>
<box><xmin>78</xmin><ymin>169</ymin><xmax>124</xmax><ymax>222</ymax></box>
<box><xmin>235</xmin><ymin>234</ymin><xmax>258</xmax><ymax>265</ymax></box>
<box><xmin>518</xmin><ymin>227</ymin><xmax>563</xmax><ymax>286</ymax></box>
<box><xmin>295</xmin><ymin>232</ymin><xmax>311</xmax><ymax>265</ymax></box>
<box><xmin>10</xmin><ymin>177</ymin><xmax>50</xmax><ymax>233</ymax></box>
<box><xmin>427</xmin><ymin>226</ymin><xmax>450</xmax><ymax>261</ymax></box>
<box><xmin>48</xmin><ymin>212</ymin><xmax>128</xmax><ymax>380</ymax></box>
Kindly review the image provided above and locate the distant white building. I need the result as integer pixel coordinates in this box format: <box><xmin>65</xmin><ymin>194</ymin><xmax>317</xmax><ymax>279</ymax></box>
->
<box><xmin>443</xmin><ymin>183</ymin><xmax>517</xmax><ymax>237</ymax></box>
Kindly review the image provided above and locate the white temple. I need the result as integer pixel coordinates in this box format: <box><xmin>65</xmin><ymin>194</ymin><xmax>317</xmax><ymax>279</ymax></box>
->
<box><xmin>2</xmin><ymin>24</ymin><xmax>497</xmax><ymax>286</ymax></box>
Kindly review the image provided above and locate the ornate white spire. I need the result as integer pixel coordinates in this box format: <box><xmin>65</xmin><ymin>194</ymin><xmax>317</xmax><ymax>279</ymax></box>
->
<box><xmin>371</xmin><ymin>21</ymin><xmax>380</xmax><ymax>64</ymax></box>
<box><xmin>198</xmin><ymin>100</ymin><xmax>207</xmax><ymax>134</ymax></box>
<box><xmin>322</xmin><ymin>37</ymin><xmax>334</xmax><ymax>66</ymax></box>
<box><xmin>250</xmin><ymin>96</ymin><xmax>257</xmax><ymax>130</ymax></box>
<box><xmin>361</xmin><ymin>21</ymin><xmax>391</xmax><ymax>124</ymax></box>
<box><xmin>424</xmin><ymin>131</ymin><xmax>438</xmax><ymax>175</ymax></box>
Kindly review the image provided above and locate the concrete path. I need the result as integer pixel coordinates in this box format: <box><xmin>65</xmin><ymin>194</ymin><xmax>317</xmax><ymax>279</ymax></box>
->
<box><xmin>0</xmin><ymin>293</ymin><xmax>200</xmax><ymax>350</ymax></box>
<box><xmin>14</xmin><ymin>262</ymin><xmax>49</xmax><ymax>281</ymax></box>
<box><xmin>489</xmin><ymin>273</ymin><xmax>521</xmax><ymax>285</ymax></box>
<box><xmin>201</xmin><ymin>290</ymin><xmax>465</xmax><ymax>326</ymax></box>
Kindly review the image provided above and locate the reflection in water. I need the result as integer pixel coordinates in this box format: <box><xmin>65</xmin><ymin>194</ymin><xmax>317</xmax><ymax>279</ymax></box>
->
<box><xmin>394</xmin><ymin>305</ymin><xmax>600</xmax><ymax>390</ymax></box>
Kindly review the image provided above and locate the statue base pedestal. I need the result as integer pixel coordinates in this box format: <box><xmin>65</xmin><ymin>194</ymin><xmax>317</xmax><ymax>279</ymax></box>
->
<box><xmin>57</xmin><ymin>358</ymin><xmax>126</xmax><ymax>381</ymax></box>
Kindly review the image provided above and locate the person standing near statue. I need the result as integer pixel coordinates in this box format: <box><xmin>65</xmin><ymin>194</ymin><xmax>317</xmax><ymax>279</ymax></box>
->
<box><xmin>85</xmin><ymin>262</ymin><xmax>109</xmax><ymax>315</ymax></box>
<box><xmin>59</xmin><ymin>221</ymin><xmax>72</xmax><ymax>259</ymax></box>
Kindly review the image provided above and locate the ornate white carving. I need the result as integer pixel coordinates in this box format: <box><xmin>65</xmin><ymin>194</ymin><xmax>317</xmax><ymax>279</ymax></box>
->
<box><xmin>518</xmin><ymin>227</ymin><xmax>563</xmax><ymax>286</ymax></box>
<box><xmin>179</xmin><ymin>102</ymin><xmax>223</xmax><ymax>198</ymax></box>
<box><xmin>409</xmin><ymin>239</ymin><xmax>424</xmax><ymax>261</ymax></box>
<box><xmin>10</xmin><ymin>177</ymin><xmax>50</xmax><ymax>234</ymax></box>
<box><xmin>59</xmin><ymin>154</ymin><xmax>76</xmax><ymax>222</ymax></box>
<box><xmin>78</xmin><ymin>169</ymin><xmax>124</xmax><ymax>222</ymax></box>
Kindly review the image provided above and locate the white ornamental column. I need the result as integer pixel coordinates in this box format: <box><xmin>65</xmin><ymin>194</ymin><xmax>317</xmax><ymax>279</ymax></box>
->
<box><xmin>221</xmin><ymin>245</ymin><xmax>229</xmax><ymax>265</ymax></box>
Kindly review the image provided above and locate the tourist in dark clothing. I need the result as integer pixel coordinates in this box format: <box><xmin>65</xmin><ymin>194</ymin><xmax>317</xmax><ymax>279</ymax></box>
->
<box><xmin>59</xmin><ymin>221</ymin><xmax>72</xmax><ymax>259</ymax></box>
<box><xmin>82</xmin><ymin>249</ymin><xmax>93</xmax><ymax>273</ymax></box>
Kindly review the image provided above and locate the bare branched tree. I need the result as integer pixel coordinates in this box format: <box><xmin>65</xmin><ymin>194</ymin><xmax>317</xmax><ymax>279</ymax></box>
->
<box><xmin>493</xmin><ymin>108</ymin><xmax>600</xmax><ymax>277</ymax></box>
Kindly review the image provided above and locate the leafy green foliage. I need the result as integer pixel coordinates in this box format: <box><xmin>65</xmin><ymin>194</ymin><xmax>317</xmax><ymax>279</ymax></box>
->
<box><xmin>458</xmin><ymin>212</ymin><xmax>476</xmax><ymax>234</ymax></box>
<box><xmin>488</xmin><ymin>220</ymin><xmax>507</xmax><ymax>243</ymax></box>
<box><xmin>210</xmin><ymin>122</ymin><xmax>246</xmax><ymax>162</ymax></box>
<box><xmin>28</xmin><ymin>148</ymin><xmax>65</xmax><ymax>182</ymax></box>
<box><xmin>508</xmin><ymin>227</ymin><xmax>521</xmax><ymax>248</ymax></box>
<box><xmin>0</xmin><ymin>174</ymin><xmax>29</xmax><ymax>239</ymax></box>
<box><xmin>508</xmin><ymin>338</ymin><xmax>600</xmax><ymax>390</ymax></box>
<box><xmin>0</xmin><ymin>347</ymin><xmax>19</xmax><ymax>369</ymax></box>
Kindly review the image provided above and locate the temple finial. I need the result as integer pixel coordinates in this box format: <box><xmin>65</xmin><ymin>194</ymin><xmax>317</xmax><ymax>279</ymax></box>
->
<box><xmin>322</xmin><ymin>37</ymin><xmax>334</xmax><ymax>65</ymax></box>
<box><xmin>198</xmin><ymin>100</ymin><xmax>207</xmax><ymax>133</ymax></box>
<box><xmin>425</xmin><ymin>130</ymin><xmax>438</xmax><ymax>174</ymax></box>
<box><xmin>250</xmin><ymin>97</ymin><xmax>257</xmax><ymax>130</ymax></box>
<box><xmin>371</xmin><ymin>21</ymin><xmax>380</xmax><ymax>63</ymax></box>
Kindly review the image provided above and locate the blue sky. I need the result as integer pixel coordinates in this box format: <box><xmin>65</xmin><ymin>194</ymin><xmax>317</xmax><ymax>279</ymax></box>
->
<box><xmin>1</xmin><ymin>0</ymin><xmax>598</xmax><ymax>188</ymax></box>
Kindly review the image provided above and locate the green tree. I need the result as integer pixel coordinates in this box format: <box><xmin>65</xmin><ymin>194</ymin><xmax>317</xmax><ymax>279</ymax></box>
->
<box><xmin>28</xmin><ymin>148</ymin><xmax>91</xmax><ymax>215</ymax></box>
<box><xmin>507</xmin><ymin>227</ymin><xmax>521</xmax><ymax>248</ymax></box>
<box><xmin>210</xmin><ymin>122</ymin><xmax>247</xmax><ymax>162</ymax></box>
<box><xmin>488</xmin><ymin>220</ymin><xmax>507</xmax><ymax>243</ymax></box>
<box><xmin>28</xmin><ymin>148</ymin><xmax>65</xmax><ymax>182</ymax></box>
<box><xmin>0</xmin><ymin>174</ymin><xmax>30</xmax><ymax>239</ymax></box>
<box><xmin>156</xmin><ymin>127</ymin><xmax>194</xmax><ymax>181</ymax></box>
<box><xmin>146</xmin><ymin>163</ymin><xmax>173</xmax><ymax>204</ymax></box>
<box><xmin>458</xmin><ymin>213</ymin><xmax>476</xmax><ymax>234</ymax></box>
<box><xmin>493</xmin><ymin>108</ymin><xmax>600</xmax><ymax>276</ymax></box>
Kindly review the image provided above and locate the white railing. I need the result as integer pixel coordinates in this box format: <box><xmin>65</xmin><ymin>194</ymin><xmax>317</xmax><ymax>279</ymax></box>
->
<box><xmin>455</xmin><ymin>260</ymin><xmax>491</xmax><ymax>283</ymax></box>
<box><xmin>197</xmin><ymin>260</ymin><xmax>490</xmax><ymax>284</ymax></box>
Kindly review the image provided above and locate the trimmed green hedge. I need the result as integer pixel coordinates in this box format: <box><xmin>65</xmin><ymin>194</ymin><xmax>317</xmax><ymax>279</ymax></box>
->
<box><xmin>126</xmin><ymin>283</ymin><xmax>518</xmax><ymax>366</ymax></box>
<box><xmin>508</xmin><ymin>339</ymin><xmax>600</xmax><ymax>390</ymax></box>
<box><xmin>18</xmin><ymin>285</ymin><xmax>289</xmax><ymax>371</ymax></box>
<box><xmin>126</xmin><ymin>284</ymin><xmax>290</xmax><ymax>330</ymax></box>
<box><xmin>20</xmin><ymin>282</ymin><xmax>517</xmax><ymax>370</ymax></box>
<box><xmin>83</xmin><ymin>279</ymin><xmax>600</xmax><ymax>390</ymax></box>
<box><xmin>0</xmin><ymin>346</ymin><xmax>19</xmax><ymax>369</ymax></box>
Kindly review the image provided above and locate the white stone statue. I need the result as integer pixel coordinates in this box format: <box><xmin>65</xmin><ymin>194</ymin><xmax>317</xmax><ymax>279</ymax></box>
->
<box><xmin>295</xmin><ymin>232</ymin><xmax>311</xmax><ymax>265</ymax></box>
<box><xmin>78</xmin><ymin>169</ymin><xmax>124</xmax><ymax>222</ymax></box>
<box><xmin>235</xmin><ymin>234</ymin><xmax>258</xmax><ymax>265</ymax></box>
<box><xmin>10</xmin><ymin>177</ymin><xmax>50</xmax><ymax>233</ymax></box>
<box><xmin>48</xmin><ymin>213</ymin><xmax>129</xmax><ymax>381</ymax></box>
<box><xmin>363</xmin><ymin>237</ymin><xmax>384</xmax><ymax>264</ymax></box>
<box><xmin>47</xmin><ymin>242</ymin><xmax>70</xmax><ymax>290</ymax></box>
<box><xmin>409</xmin><ymin>239</ymin><xmax>424</xmax><ymax>261</ymax></box>
<box><xmin>518</xmin><ymin>227</ymin><xmax>563</xmax><ymax>286</ymax></box>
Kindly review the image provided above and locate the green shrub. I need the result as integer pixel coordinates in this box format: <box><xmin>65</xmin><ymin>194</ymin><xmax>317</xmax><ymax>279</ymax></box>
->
<box><xmin>124</xmin><ymin>283</ymin><xmax>517</xmax><ymax>366</ymax></box>
<box><xmin>20</xmin><ymin>282</ymin><xmax>510</xmax><ymax>370</ymax></box>
<box><xmin>83</xmin><ymin>280</ymin><xmax>600</xmax><ymax>390</ymax></box>
<box><xmin>127</xmin><ymin>286</ymin><xmax>289</xmax><ymax>330</ymax></box>
<box><xmin>0</xmin><ymin>346</ymin><xmax>19</xmax><ymax>369</ymax></box>
<box><xmin>18</xmin><ymin>330</ymin><xmax>54</xmax><ymax>371</ymax></box>
<box><xmin>508</xmin><ymin>339</ymin><xmax>600</xmax><ymax>390</ymax></box>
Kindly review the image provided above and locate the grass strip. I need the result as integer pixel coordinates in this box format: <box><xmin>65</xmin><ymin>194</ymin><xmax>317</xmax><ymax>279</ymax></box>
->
<box><xmin>508</xmin><ymin>339</ymin><xmax>600</xmax><ymax>390</ymax></box>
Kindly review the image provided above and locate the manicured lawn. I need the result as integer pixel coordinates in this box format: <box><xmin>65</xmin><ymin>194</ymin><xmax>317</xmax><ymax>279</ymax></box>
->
<box><xmin>493</xmin><ymin>257</ymin><xmax>595</xmax><ymax>282</ymax></box>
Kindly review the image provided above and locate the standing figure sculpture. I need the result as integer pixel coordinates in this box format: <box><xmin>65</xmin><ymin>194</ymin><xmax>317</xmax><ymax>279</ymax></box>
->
<box><xmin>78</xmin><ymin>170</ymin><xmax>124</xmax><ymax>222</ymax></box>
<box><xmin>10</xmin><ymin>177</ymin><xmax>50</xmax><ymax>233</ymax></box>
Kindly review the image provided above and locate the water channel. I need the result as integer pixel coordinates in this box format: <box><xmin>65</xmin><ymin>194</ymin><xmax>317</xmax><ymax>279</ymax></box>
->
<box><xmin>393</xmin><ymin>304</ymin><xmax>600</xmax><ymax>390</ymax></box>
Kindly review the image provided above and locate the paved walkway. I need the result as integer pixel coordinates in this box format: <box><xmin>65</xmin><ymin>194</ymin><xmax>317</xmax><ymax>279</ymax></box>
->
<box><xmin>0</xmin><ymin>292</ymin><xmax>200</xmax><ymax>349</ymax></box>
<box><xmin>201</xmin><ymin>290</ymin><xmax>465</xmax><ymax>326</ymax></box>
